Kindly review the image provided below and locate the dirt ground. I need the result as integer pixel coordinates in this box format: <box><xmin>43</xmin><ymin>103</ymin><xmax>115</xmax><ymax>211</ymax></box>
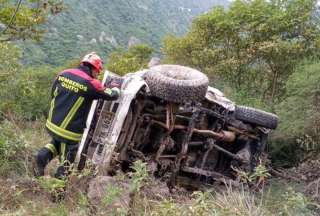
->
<box><xmin>288</xmin><ymin>159</ymin><xmax>320</xmax><ymax>203</ymax></box>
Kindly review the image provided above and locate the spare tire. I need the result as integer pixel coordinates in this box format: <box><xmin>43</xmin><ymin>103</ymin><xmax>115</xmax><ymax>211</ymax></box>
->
<box><xmin>235</xmin><ymin>106</ymin><xmax>279</xmax><ymax>129</ymax></box>
<box><xmin>145</xmin><ymin>65</ymin><xmax>209</xmax><ymax>103</ymax></box>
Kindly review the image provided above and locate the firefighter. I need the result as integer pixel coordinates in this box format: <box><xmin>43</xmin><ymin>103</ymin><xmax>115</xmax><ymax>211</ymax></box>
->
<box><xmin>36</xmin><ymin>52</ymin><xmax>121</xmax><ymax>179</ymax></box>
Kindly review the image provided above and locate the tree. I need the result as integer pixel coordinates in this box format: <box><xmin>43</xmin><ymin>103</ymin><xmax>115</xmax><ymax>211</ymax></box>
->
<box><xmin>276</xmin><ymin>60</ymin><xmax>320</xmax><ymax>141</ymax></box>
<box><xmin>269</xmin><ymin>59</ymin><xmax>320</xmax><ymax>165</ymax></box>
<box><xmin>162</xmin><ymin>0</ymin><xmax>320</xmax><ymax>106</ymax></box>
<box><xmin>0</xmin><ymin>0</ymin><xmax>64</xmax><ymax>42</ymax></box>
<box><xmin>107</xmin><ymin>44</ymin><xmax>154</xmax><ymax>75</ymax></box>
<box><xmin>0</xmin><ymin>42</ymin><xmax>21</xmax><ymax>80</ymax></box>
<box><xmin>0</xmin><ymin>0</ymin><xmax>64</xmax><ymax>119</ymax></box>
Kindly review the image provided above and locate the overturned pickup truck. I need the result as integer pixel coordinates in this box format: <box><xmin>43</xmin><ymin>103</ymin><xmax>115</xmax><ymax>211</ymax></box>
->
<box><xmin>75</xmin><ymin>65</ymin><xmax>278</xmax><ymax>188</ymax></box>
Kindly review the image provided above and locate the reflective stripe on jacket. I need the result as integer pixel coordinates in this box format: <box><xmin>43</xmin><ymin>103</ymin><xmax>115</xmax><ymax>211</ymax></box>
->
<box><xmin>46</xmin><ymin>66</ymin><xmax>120</xmax><ymax>143</ymax></box>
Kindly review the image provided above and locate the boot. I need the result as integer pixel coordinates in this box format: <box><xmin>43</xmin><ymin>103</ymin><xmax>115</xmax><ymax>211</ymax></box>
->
<box><xmin>35</xmin><ymin>147</ymin><xmax>53</xmax><ymax>177</ymax></box>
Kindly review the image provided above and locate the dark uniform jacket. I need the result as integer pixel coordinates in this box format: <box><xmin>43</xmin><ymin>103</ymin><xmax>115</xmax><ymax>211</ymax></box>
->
<box><xmin>46</xmin><ymin>65</ymin><xmax>119</xmax><ymax>144</ymax></box>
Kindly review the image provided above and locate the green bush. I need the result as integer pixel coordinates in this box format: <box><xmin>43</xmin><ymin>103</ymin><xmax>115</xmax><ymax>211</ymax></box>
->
<box><xmin>162</xmin><ymin>0</ymin><xmax>320</xmax><ymax>105</ymax></box>
<box><xmin>0</xmin><ymin>120</ymin><xmax>28</xmax><ymax>176</ymax></box>
<box><xmin>276</xmin><ymin>60</ymin><xmax>320</xmax><ymax>140</ymax></box>
<box><xmin>0</xmin><ymin>66</ymin><xmax>56</xmax><ymax>120</ymax></box>
<box><xmin>272</xmin><ymin>59</ymin><xmax>320</xmax><ymax>163</ymax></box>
<box><xmin>0</xmin><ymin>42</ymin><xmax>59</xmax><ymax>120</ymax></box>
<box><xmin>107</xmin><ymin>44</ymin><xmax>154</xmax><ymax>75</ymax></box>
<box><xmin>262</xmin><ymin>59</ymin><xmax>320</xmax><ymax>167</ymax></box>
<box><xmin>224</xmin><ymin>86</ymin><xmax>273</xmax><ymax>111</ymax></box>
<box><xmin>268</xmin><ymin>135</ymin><xmax>301</xmax><ymax>168</ymax></box>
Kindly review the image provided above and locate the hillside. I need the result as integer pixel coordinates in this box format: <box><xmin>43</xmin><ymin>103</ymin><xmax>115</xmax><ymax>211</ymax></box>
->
<box><xmin>22</xmin><ymin>0</ymin><xmax>228</xmax><ymax>65</ymax></box>
<box><xmin>1</xmin><ymin>0</ymin><xmax>320</xmax><ymax>215</ymax></box>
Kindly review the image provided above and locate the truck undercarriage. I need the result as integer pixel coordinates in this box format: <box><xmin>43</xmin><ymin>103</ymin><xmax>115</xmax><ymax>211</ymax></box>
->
<box><xmin>75</xmin><ymin>65</ymin><xmax>278</xmax><ymax>189</ymax></box>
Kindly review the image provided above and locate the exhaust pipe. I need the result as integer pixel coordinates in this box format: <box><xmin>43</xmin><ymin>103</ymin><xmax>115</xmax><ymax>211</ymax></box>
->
<box><xmin>193</xmin><ymin>129</ymin><xmax>236</xmax><ymax>142</ymax></box>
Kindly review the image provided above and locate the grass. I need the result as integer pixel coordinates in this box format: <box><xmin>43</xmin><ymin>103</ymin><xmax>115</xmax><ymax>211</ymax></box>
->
<box><xmin>0</xmin><ymin>118</ymin><xmax>49</xmax><ymax>177</ymax></box>
<box><xmin>0</xmin><ymin>118</ymin><xmax>318</xmax><ymax>215</ymax></box>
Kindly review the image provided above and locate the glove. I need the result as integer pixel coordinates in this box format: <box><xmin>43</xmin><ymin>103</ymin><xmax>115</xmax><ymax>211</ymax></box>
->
<box><xmin>111</xmin><ymin>87</ymin><xmax>121</xmax><ymax>95</ymax></box>
<box><xmin>103</xmin><ymin>87</ymin><xmax>120</xmax><ymax>96</ymax></box>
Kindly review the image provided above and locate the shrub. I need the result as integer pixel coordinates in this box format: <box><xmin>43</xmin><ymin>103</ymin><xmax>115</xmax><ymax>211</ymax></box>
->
<box><xmin>277</xmin><ymin>60</ymin><xmax>320</xmax><ymax>140</ymax></box>
<box><xmin>150</xmin><ymin>186</ymin><xmax>267</xmax><ymax>216</ymax></box>
<box><xmin>0</xmin><ymin>118</ymin><xmax>48</xmax><ymax>177</ymax></box>
<box><xmin>107</xmin><ymin>44</ymin><xmax>154</xmax><ymax>75</ymax></box>
<box><xmin>0</xmin><ymin>120</ymin><xmax>28</xmax><ymax>176</ymax></box>
<box><xmin>268</xmin><ymin>136</ymin><xmax>301</xmax><ymax>168</ymax></box>
<box><xmin>0</xmin><ymin>66</ymin><xmax>57</xmax><ymax>120</ymax></box>
<box><xmin>273</xmin><ymin>59</ymin><xmax>320</xmax><ymax>164</ymax></box>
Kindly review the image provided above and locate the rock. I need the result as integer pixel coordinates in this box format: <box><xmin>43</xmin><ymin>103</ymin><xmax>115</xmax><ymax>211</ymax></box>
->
<box><xmin>148</xmin><ymin>57</ymin><xmax>161</xmax><ymax>68</ymax></box>
<box><xmin>128</xmin><ymin>36</ymin><xmax>141</xmax><ymax>47</ymax></box>
<box><xmin>51</xmin><ymin>27</ymin><xmax>58</xmax><ymax>33</ymax></box>
<box><xmin>178</xmin><ymin>7</ymin><xmax>192</xmax><ymax>12</ymax></box>
<box><xmin>87</xmin><ymin>176</ymin><xmax>130</xmax><ymax>208</ymax></box>
<box><xmin>76</xmin><ymin>35</ymin><xmax>84</xmax><ymax>40</ymax></box>
<box><xmin>0</xmin><ymin>22</ymin><xmax>6</xmax><ymax>30</ymax></box>
<box><xmin>89</xmin><ymin>38</ymin><xmax>97</xmax><ymax>44</ymax></box>
<box><xmin>105</xmin><ymin>35</ymin><xmax>118</xmax><ymax>46</ymax></box>
<box><xmin>137</xmin><ymin>4</ymin><xmax>148</xmax><ymax>10</ymax></box>
<box><xmin>140</xmin><ymin>177</ymin><xmax>173</xmax><ymax>200</ymax></box>
<box><xmin>99</xmin><ymin>31</ymin><xmax>106</xmax><ymax>43</ymax></box>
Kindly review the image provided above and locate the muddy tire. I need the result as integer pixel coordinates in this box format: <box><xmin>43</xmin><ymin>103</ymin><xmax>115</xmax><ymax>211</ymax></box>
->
<box><xmin>145</xmin><ymin>65</ymin><xmax>209</xmax><ymax>103</ymax></box>
<box><xmin>235</xmin><ymin>106</ymin><xmax>278</xmax><ymax>129</ymax></box>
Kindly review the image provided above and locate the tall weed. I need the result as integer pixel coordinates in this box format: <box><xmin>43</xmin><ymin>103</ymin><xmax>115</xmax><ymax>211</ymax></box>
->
<box><xmin>0</xmin><ymin>120</ymin><xmax>28</xmax><ymax>176</ymax></box>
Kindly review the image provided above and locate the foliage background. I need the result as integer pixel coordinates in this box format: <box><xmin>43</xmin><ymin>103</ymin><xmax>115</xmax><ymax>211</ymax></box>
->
<box><xmin>161</xmin><ymin>0</ymin><xmax>320</xmax><ymax>166</ymax></box>
<box><xmin>0</xmin><ymin>0</ymin><xmax>320</xmax><ymax>214</ymax></box>
<box><xmin>1</xmin><ymin>0</ymin><xmax>319</xmax><ymax>168</ymax></box>
<box><xmin>20</xmin><ymin>0</ymin><xmax>227</xmax><ymax>66</ymax></box>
